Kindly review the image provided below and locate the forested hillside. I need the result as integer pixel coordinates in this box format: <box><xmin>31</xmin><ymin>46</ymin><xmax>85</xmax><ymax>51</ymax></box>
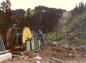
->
<box><xmin>66</xmin><ymin>2</ymin><xmax>86</xmax><ymax>45</ymax></box>
<box><xmin>46</xmin><ymin>1</ymin><xmax>86</xmax><ymax>45</ymax></box>
<box><xmin>27</xmin><ymin>6</ymin><xmax>65</xmax><ymax>33</ymax></box>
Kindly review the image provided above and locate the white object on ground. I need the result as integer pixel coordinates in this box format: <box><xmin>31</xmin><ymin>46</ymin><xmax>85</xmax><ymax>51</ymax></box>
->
<box><xmin>34</xmin><ymin>55</ymin><xmax>42</xmax><ymax>63</ymax></box>
<box><xmin>34</xmin><ymin>55</ymin><xmax>42</xmax><ymax>60</ymax></box>
<box><xmin>68</xmin><ymin>53</ymin><xmax>72</xmax><ymax>56</ymax></box>
<box><xmin>0</xmin><ymin>52</ymin><xmax>12</xmax><ymax>62</ymax></box>
<box><xmin>53</xmin><ymin>42</ymin><xmax>57</xmax><ymax>45</ymax></box>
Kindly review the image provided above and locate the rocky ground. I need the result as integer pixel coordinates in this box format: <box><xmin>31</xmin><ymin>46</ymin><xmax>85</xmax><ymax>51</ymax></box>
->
<box><xmin>2</xmin><ymin>44</ymin><xmax>86</xmax><ymax>63</ymax></box>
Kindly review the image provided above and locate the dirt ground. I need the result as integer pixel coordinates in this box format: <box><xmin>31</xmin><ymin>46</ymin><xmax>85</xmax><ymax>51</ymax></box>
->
<box><xmin>2</xmin><ymin>44</ymin><xmax>86</xmax><ymax>63</ymax></box>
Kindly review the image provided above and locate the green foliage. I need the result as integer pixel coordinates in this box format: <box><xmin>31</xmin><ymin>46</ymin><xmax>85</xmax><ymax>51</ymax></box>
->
<box><xmin>45</xmin><ymin>30</ymin><xmax>63</xmax><ymax>42</ymax></box>
<box><xmin>72</xmin><ymin>1</ymin><xmax>86</xmax><ymax>16</ymax></box>
<box><xmin>67</xmin><ymin>11</ymin><xmax>86</xmax><ymax>45</ymax></box>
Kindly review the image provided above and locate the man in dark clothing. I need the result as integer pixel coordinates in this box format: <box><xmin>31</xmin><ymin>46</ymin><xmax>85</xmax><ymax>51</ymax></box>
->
<box><xmin>37</xmin><ymin>30</ymin><xmax>44</xmax><ymax>46</ymax></box>
<box><xmin>11</xmin><ymin>24</ymin><xmax>19</xmax><ymax>45</ymax></box>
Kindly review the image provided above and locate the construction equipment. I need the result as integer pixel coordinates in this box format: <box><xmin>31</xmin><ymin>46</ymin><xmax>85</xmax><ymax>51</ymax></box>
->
<box><xmin>0</xmin><ymin>33</ymin><xmax>12</xmax><ymax>62</ymax></box>
<box><xmin>6</xmin><ymin>25</ymin><xmax>41</xmax><ymax>51</ymax></box>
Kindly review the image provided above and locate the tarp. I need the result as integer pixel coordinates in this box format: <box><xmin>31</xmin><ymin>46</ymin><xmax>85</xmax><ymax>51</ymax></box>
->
<box><xmin>0</xmin><ymin>34</ymin><xmax>5</xmax><ymax>51</ymax></box>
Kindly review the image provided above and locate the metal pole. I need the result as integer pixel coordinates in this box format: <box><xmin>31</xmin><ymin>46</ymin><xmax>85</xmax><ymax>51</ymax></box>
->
<box><xmin>64</xmin><ymin>26</ymin><xmax>68</xmax><ymax>47</ymax></box>
<box><xmin>61</xmin><ymin>13</ymin><xmax>64</xmax><ymax>44</ymax></box>
<box><xmin>40</xmin><ymin>9</ymin><xmax>42</xmax><ymax>30</ymax></box>
<box><xmin>56</xmin><ymin>13</ymin><xmax>58</xmax><ymax>41</ymax></box>
<box><xmin>61</xmin><ymin>12</ymin><xmax>68</xmax><ymax>48</ymax></box>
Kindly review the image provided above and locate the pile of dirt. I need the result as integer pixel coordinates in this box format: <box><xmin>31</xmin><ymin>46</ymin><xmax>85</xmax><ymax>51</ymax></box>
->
<box><xmin>39</xmin><ymin>46</ymin><xmax>79</xmax><ymax>59</ymax></box>
<box><xmin>23</xmin><ymin>45</ymin><xmax>85</xmax><ymax>60</ymax></box>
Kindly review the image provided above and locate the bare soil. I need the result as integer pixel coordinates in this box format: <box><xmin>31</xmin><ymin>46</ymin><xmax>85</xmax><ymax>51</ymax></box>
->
<box><xmin>2</xmin><ymin>45</ymin><xmax>86</xmax><ymax>63</ymax></box>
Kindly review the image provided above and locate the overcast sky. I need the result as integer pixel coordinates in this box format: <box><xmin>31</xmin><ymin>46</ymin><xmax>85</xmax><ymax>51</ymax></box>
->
<box><xmin>0</xmin><ymin>0</ymin><xmax>86</xmax><ymax>11</ymax></box>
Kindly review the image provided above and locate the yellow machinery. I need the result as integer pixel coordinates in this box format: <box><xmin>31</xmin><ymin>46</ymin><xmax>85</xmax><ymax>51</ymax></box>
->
<box><xmin>6</xmin><ymin>26</ymin><xmax>40</xmax><ymax>51</ymax></box>
<box><xmin>22</xmin><ymin>27</ymin><xmax>32</xmax><ymax>44</ymax></box>
<box><xmin>22</xmin><ymin>27</ymin><xmax>40</xmax><ymax>51</ymax></box>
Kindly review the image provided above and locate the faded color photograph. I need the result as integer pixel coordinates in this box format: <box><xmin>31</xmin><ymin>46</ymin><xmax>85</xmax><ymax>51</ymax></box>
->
<box><xmin>0</xmin><ymin>0</ymin><xmax>86</xmax><ymax>63</ymax></box>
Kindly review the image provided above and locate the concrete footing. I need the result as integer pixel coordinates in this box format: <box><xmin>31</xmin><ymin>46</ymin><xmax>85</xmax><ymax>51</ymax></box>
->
<box><xmin>0</xmin><ymin>51</ymin><xmax>12</xmax><ymax>62</ymax></box>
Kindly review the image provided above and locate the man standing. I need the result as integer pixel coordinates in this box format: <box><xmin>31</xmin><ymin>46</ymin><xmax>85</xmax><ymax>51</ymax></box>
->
<box><xmin>12</xmin><ymin>24</ymin><xmax>19</xmax><ymax>45</ymax></box>
<box><xmin>37</xmin><ymin>30</ymin><xmax>44</xmax><ymax>47</ymax></box>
